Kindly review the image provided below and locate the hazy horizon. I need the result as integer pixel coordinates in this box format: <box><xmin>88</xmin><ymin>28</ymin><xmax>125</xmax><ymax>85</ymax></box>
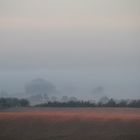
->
<box><xmin>0</xmin><ymin>0</ymin><xmax>140</xmax><ymax>100</ymax></box>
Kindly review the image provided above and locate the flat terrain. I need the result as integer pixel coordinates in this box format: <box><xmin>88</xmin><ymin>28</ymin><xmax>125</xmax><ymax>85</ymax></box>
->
<box><xmin>0</xmin><ymin>108</ymin><xmax>140</xmax><ymax>140</ymax></box>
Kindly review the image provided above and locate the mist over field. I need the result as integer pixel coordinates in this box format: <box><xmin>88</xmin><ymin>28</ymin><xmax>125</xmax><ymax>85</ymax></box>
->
<box><xmin>0</xmin><ymin>68</ymin><xmax>140</xmax><ymax>101</ymax></box>
<box><xmin>0</xmin><ymin>31</ymin><xmax>140</xmax><ymax>101</ymax></box>
<box><xmin>0</xmin><ymin>1</ymin><xmax>140</xmax><ymax>140</ymax></box>
<box><xmin>0</xmin><ymin>0</ymin><xmax>140</xmax><ymax>101</ymax></box>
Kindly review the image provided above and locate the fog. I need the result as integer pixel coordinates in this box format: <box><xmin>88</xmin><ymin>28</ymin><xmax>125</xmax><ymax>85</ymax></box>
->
<box><xmin>0</xmin><ymin>0</ymin><xmax>140</xmax><ymax>101</ymax></box>
<box><xmin>0</xmin><ymin>67</ymin><xmax>139</xmax><ymax>100</ymax></box>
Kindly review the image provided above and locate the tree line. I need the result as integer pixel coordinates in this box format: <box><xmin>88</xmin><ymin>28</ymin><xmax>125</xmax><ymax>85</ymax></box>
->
<box><xmin>36</xmin><ymin>98</ymin><xmax>140</xmax><ymax>108</ymax></box>
<box><xmin>1</xmin><ymin>97</ymin><xmax>140</xmax><ymax>108</ymax></box>
<box><xmin>0</xmin><ymin>98</ymin><xmax>30</xmax><ymax>108</ymax></box>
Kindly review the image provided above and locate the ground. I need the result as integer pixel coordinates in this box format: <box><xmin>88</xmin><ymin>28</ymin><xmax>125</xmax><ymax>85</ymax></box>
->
<box><xmin>0</xmin><ymin>108</ymin><xmax>140</xmax><ymax>140</ymax></box>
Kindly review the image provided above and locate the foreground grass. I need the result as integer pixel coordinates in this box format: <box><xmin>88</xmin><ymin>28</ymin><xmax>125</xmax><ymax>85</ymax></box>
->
<box><xmin>0</xmin><ymin>108</ymin><xmax>140</xmax><ymax>140</ymax></box>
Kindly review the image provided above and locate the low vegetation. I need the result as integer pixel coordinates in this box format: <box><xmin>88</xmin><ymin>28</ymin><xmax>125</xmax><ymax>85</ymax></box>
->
<box><xmin>0</xmin><ymin>98</ymin><xmax>30</xmax><ymax>108</ymax></box>
<box><xmin>0</xmin><ymin>108</ymin><xmax>140</xmax><ymax>140</ymax></box>
<box><xmin>36</xmin><ymin>98</ymin><xmax>140</xmax><ymax>108</ymax></box>
<box><xmin>1</xmin><ymin>97</ymin><xmax>140</xmax><ymax>108</ymax></box>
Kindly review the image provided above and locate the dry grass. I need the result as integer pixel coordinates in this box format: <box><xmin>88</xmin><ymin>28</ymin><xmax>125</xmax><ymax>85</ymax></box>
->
<box><xmin>0</xmin><ymin>108</ymin><xmax>140</xmax><ymax>140</ymax></box>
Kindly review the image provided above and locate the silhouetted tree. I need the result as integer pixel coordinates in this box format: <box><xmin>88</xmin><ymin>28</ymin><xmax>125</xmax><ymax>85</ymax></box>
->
<box><xmin>19</xmin><ymin>99</ymin><xmax>30</xmax><ymax>107</ymax></box>
<box><xmin>105</xmin><ymin>98</ymin><xmax>116</xmax><ymax>107</ymax></box>
<box><xmin>0</xmin><ymin>98</ymin><xmax>30</xmax><ymax>108</ymax></box>
<box><xmin>117</xmin><ymin>100</ymin><xmax>127</xmax><ymax>107</ymax></box>
<box><xmin>61</xmin><ymin>96</ymin><xmax>69</xmax><ymax>102</ymax></box>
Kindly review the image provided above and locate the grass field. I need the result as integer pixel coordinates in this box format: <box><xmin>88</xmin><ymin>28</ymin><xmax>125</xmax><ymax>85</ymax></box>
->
<box><xmin>0</xmin><ymin>108</ymin><xmax>140</xmax><ymax>140</ymax></box>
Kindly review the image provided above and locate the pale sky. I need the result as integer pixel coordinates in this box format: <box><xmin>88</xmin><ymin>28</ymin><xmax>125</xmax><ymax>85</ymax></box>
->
<box><xmin>0</xmin><ymin>0</ymin><xmax>140</xmax><ymax>30</ymax></box>
<box><xmin>0</xmin><ymin>0</ymin><xmax>140</xmax><ymax>99</ymax></box>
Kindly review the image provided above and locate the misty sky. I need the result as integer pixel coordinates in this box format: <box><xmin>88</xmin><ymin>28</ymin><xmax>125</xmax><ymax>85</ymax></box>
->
<box><xmin>0</xmin><ymin>0</ymin><xmax>140</xmax><ymax>99</ymax></box>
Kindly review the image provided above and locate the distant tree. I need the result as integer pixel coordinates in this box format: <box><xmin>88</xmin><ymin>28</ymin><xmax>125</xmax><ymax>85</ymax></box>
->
<box><xmin>99</xmin><ymin>96</ymin><xmax>109</xmax><ymax>104</ymax></box>
<box><xmin>117</xmin><ymin>100</ymin><xmax>127</xmax><ymax>107</ymax></box>
<box><xmin>19</xmin><ymin>99</ymin><xmax>30</xmax><ymax>107</ymax></box>
<box><xmin>69</xmin><ymin>97</ymin><xmax>78</xmax><ymax>102</ymax></box>
<box><xmin>51</xmin><ymin>96</ymin><xmax>58</xmax><ymax>102</ymax></box>
<box><xmin>106</xmin><ymin>98</ymin><xmax>116</xmax><ymax>107</ymax></box>
<box><xmin>61</xmin><ymin>96</ymin><xmax>69</xmax><ymax>103</ymax></box>
<box><xmin>25</xmin><ymin>79</ymin><xmax>56</xmax><ymax>103</ymax></box>
<box><xmin>0</xmin><ymin>98</ymin><xmax>30</xmax><ymax>108</ymax></box>
<box><xmin>128</xmin><ymin>100</ymin><xmax>140</xmax><ymax>108</ymax></box>
<box><xmin>25</xmin><ymin>79</ymin><xmax>55</xmax><ymax>95</ymax></box>
<box><xmin>91</xmin><ymin>86</ymin><xmax>105</xmax><ymax>100</ymax></box>
<box><xmin>35</xmin><ymin>98</ymin><xmax>140</xmax><ymax>108</ymax></box>
<box><xmin>28</xmin><ymin>94</ymin><xmax>43</xmax><ymax>105</ymax></box>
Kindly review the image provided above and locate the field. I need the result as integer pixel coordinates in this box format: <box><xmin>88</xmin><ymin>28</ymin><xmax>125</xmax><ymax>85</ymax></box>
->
<box><xmin>0</xmin><ymin>108</ymin><xmax>140</xmax><ymax>140</ymax></box>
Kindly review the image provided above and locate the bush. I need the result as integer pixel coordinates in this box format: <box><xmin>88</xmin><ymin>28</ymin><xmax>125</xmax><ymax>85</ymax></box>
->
<box><xmin>0</xmin><ymin>98</ymin><xmax>30</xmax><ymax>108</ymax></box>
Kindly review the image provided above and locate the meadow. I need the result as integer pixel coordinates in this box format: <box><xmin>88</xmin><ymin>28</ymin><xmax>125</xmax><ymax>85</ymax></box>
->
<box><xmin>0</xmin><ymin>108</ymin><xmax>140</xmax><ymax>140</ymax></box>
